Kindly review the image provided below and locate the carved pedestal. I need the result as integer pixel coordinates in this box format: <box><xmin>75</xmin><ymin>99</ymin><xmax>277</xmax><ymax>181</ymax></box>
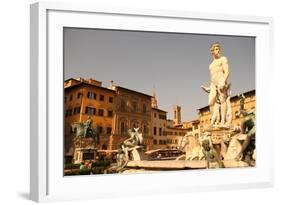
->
<box><xmin>73</xmin><ymin>146</ymin><xmax>98</xmax><ymax>164</ymax></box>
<box><xmin>201</xmin><ymin>125</ymin><xmax>249</xmax><ymax>168</ymax></box>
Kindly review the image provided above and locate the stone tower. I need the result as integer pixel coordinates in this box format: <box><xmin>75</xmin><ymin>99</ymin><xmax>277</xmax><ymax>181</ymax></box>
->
<box><xmin>151</xmin><ymin>87</ymin><xmax>158</xmax><ymax>109</ymax></box>
<box><xmin>173</xmin><ymin>105</ymin><xmax>181</xmax><ymax>125</ymax></box>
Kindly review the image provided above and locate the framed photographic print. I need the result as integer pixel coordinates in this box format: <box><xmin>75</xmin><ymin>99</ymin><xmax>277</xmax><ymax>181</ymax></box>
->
<box><xmin>30</xmin><ymin>2</ymin><xmax>274</xmax><ymax>202</ymax></box>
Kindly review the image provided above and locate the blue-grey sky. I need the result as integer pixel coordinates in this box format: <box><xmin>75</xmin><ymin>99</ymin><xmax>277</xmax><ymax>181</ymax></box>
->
<box><xmin>64</xmin><ymin>28</ymin><xmax>255</xmax><ymax>121</ymax></box>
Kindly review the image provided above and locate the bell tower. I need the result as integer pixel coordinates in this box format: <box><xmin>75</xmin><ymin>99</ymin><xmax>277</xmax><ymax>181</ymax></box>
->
<box><xmin>173</xmin><ymin>105</ymin><xmax>181</xmax><ymax>125</ymax></box>
<box><xmin>151</xmin><ymin>86</ymin><xmax>158</xmax><ymax>109</ymax></box>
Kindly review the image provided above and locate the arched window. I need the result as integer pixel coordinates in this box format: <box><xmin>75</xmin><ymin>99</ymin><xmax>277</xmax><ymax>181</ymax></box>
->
<box><xmin>141</xmin><ymin>122</ymin><xmax>149</xmax><ymax>136</ymax></box>
<box><xmin>119</xmin><ymin>119</ymin><xmax>127</xmax><ymax>135</ymax></box>
<box><xmin>143</xmin><ymin>125</ymin><xmax>149</xmax><ymax>135</ymax></box>
<box><xmin>121</xmin><ymin>122</ymin><xmax>125</xmax><ymax>135</ymax></box>
<box><xmin>131</xmin><ymin>120</ymin><xmax>139</xmax><ymax>129</ymax></box>
<box><xmin>143</xmin><ymin>104</ymin><xmax>147</xmax><ymax>113</ymax></box>
<box><xmin>102</xmin><ymin>144</ymin><xmax>107</xmax><ymax>150</ymax></box>
<box><xmin>132</xmin><ymin>101</ymin><xmax>137</xmax><ymax>112</ymax></box>
<box><xmin>120</xmin><ymin>100</ymin><xmax>126</xmax><ymax>111</ymax></box>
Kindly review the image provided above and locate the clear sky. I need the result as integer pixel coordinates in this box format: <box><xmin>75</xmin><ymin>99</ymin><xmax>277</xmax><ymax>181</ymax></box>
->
<box><xmin>64</xmin><ymin>28</ymin><xmax>255</xmax><ymax>121</ymax></box>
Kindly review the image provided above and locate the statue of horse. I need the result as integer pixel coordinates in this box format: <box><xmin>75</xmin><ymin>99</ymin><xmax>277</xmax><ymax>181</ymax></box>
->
<box><xmin>71</xmin><ymin>122</ymin><xmax>99</xmax><ymax>148</ymax></box>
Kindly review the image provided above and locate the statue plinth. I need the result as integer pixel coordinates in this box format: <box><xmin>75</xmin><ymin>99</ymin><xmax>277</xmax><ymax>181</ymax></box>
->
<box><xmin>202</xmin><ymin>124</ymin><xmax>237</xmax><ymax>145</ymax></box>
<box><xmin>200</xmin><ymin>124</ymin><xmax>250</xmax><ymax>168</ymax></box>
<box><xmin>74</xmin><ymin>137</ymin><xmax>95</xmax><ymax>148</ymax></box>
<box><xmin>73</xmin><ymin>145</ymin><xmax>98</xmax><ymax>164</ymax></box>
<box><xmin>200</xmin><ymin>123</ymin><xmax>254</xmax><ymax>168</ymax></box>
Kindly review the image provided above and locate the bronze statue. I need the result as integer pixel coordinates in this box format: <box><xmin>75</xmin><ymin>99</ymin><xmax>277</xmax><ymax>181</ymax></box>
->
<box><xmin>235</xmin><ymin>94</ymin><xmax>256</xmax><ymax>161</ymax></box>
<box><xmin>201</xmin><ymin>134</ymin><xmax>224</xmax><ymax>168</ymax></box>
<box><xmin>83</xmin><ymin>116</ymin><xmax>93</xmax><ymax>138</ymax></box>
<box><xmin>71</xmin><ymin>116</ymin><xmax>99</xmax><ymax>148</ymax></box>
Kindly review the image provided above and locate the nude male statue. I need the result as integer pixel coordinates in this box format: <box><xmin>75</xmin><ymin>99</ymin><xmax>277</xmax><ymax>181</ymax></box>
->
<box><xmin>201</xmin><ymin>43</ymin><xmax>231</xmax><ymax>125</ymax></box>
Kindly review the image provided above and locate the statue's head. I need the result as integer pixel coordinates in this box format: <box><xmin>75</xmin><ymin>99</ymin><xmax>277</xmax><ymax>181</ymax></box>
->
<box><xmin>238</xmin><ymin>94</ymin><xmax>246</xmax><ymax>108</ymax></box>
<box><xmin>118</xmin><ymin>148</ymin><xmax>123</xmax><ymax>154</ymax></box>
<box><xmin>202</xmin><ymin>139</ymin><xmax>211</xmax><ymax>151</ymax></box>
<box><xmin>210</xmin><ymin>42</ymin><xmax>221</xmax><ymax>59</ymax></box>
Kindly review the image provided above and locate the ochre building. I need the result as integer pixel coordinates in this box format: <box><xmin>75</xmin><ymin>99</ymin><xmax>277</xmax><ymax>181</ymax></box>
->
<box><xmin>64</xmin><ymin>78</ymin><xmax>154</xmax><ymax>162</ymax></box>
<box><xmin>64</xmin><ymin>78</ymin><xmax>116</xmax><ymax>157</ymax></box>
<box><xmin>182</xmin><ymin>119</ymin><xmax>200</xmax><ymax>138</ymax></box>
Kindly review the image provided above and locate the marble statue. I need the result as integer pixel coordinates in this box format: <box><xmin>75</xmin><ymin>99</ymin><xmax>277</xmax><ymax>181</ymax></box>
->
<box><xmin>113</xmin><ymin>128</ymin><xmax>144</xmax><ymax>172</ymax></box>
<box><xmin>122</xmin><ymin>128</ymin><xmax>143</xmax><ymax>149</ymax></box>
<box><xmin>116</xmin><ymin>148</ymin><xmax>128</xmax><ymax>169</ymax></box>
<box><xmin>185</xmin><ymin>135</ymin><xmax>204</xmax><ymax>160</ymax></box>
<box><xmin>201</xmin><ymin>43</ymin><xmax>232</xmax><ymax>126</ymax></box>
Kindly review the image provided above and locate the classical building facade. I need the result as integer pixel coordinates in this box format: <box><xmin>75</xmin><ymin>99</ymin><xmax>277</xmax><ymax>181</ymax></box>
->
<box><xmin>198</xmin><ymin>89</ymin><xmax>256</xmax><ymax>128</ymax></box>
<box><xmin>162</xmin><ymin>126</ymin><xmax>189</xmax><ymax>149</ymax></box>
<box><xmin>109</xmin><ymin>85</ymin><xmax>153</xmax><ymax>150</ymax></box>
<box><xmin>151</xmin><ymin>107</ymin><xmax>168</xmax><ymax>149</ymax></box>
<box><xmin>182</xmin><ymin>119</ymin><xmax>200</xmax><ymax>138</ymax></box>
<box><xmin>150</xmin><ymin>96</ymin><xmax>189</xmax><ymax>150</ymax></box>
<box><xmin>64</xmin><ymin>78</ymin><xmax>116</xmax><ymax>156</ymax></box>
<box><xmin>65</xmin><ymin>78</ymin><xmax>156</xmax><ymax>157</ymax></box>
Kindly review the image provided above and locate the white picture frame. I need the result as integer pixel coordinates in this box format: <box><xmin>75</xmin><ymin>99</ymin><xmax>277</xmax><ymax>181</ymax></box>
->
<box><xmin>30</xmin><ymin>2</ymin><xmax>274</xmax><ymax>202</ymax></box>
